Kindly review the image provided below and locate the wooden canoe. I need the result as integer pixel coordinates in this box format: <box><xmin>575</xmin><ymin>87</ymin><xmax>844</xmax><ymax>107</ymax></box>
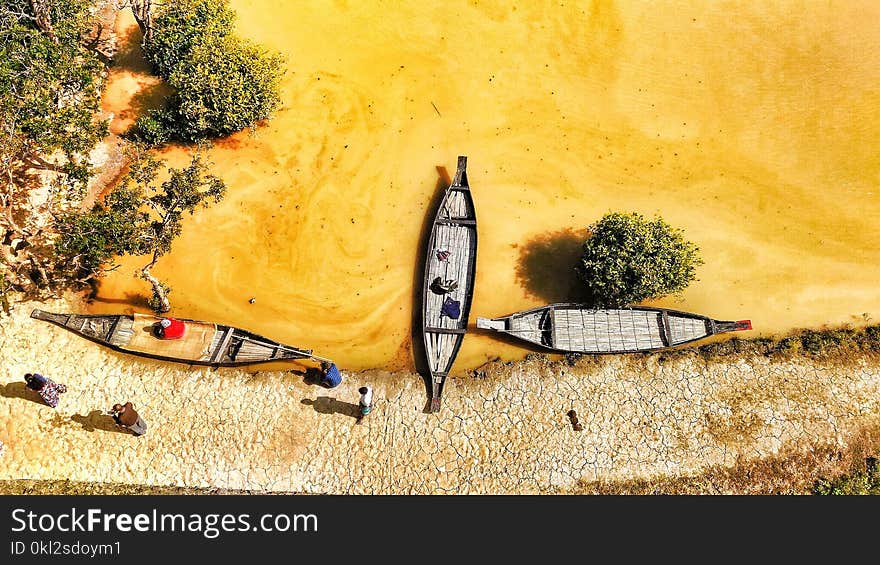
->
<box><xmin>31</xmin><ymin>309</ymin><xmax>323</xmax><ymax>367</ymax></box>
<box><xmin>476</xmin><ymin>304</ymin><xmax>751</xmax><ymax>354</ymax></box>
<box><xmin>421</xmin><ymin>156</ymin><xmax>478</xmax><ymax>412</ymax></box>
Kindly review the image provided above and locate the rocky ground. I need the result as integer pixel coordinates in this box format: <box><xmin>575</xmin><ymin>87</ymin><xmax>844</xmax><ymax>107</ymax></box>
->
<box><xmin>2</xmin><ymin>297</ymin><xmax>880</xmax><ymax>494</ymax></box>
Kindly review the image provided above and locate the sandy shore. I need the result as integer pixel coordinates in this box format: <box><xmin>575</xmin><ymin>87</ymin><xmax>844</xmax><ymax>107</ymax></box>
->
<box><xmin>2</xmin><ymin>297</ymin><xmax>880</xmax><ymax>494</ymax></box>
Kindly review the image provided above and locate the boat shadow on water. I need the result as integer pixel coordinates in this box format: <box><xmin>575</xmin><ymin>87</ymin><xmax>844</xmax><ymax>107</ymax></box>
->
<box><xmin>410</xmin><ymin>166</ymin><xmax>453</xmax><ymax>414</ymax></box>
<box><xmin>300</xmin><ymin>397</ymin><xmax>359</xmax><ymax>419</ymax></box>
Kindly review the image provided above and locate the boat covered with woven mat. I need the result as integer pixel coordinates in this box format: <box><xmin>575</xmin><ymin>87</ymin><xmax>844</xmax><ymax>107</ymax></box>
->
<box><xmin>30</xmin><ymin>309</ymin><xmax>320</xmax><ymax>366</ymax></box>
<box><xmin>477</xmin><ymin>304</ymin><xmax>751</xmax><ymax>354</ymax></box>
<box><xmin>420</xmin><ymin>155</ymin><xmax>477</xmax><ymax>412</ymax></box>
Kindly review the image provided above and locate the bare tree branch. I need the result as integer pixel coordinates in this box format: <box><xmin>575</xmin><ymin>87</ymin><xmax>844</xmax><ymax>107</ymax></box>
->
<box><xmin>140</xmin><ymin>250</ymin><xmax>169</xmax><ymax>312</ymax></box>
<box><xmin>29</xmin><ymin>0</ymin><xmax>57</xmax><ymax>43</ymax></box>
<box><xmin>129</xmin><ymin>0</ymin><xmax>153</xmax><ymax>42</ymax></box>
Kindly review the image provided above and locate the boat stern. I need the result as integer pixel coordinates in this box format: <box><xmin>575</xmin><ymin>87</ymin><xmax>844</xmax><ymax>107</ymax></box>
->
<box><xmin>30</xmin><ymin>309</ymin><xmax>67</xmax><ymax>324</ymax></box>
<box><xmin>714</xmin><ymin>319</ymin><xmax>753</xmax><ymax>333</ymax></box>
<box><xmin>476</xmin><ymin>317</ymin><xmax>506</xmax><ymax>331</ymax></box>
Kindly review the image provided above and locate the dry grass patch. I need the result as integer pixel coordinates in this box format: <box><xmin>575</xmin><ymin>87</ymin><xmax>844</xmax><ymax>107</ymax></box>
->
<box><xmin>0</xmin><ymin>479</ymin><xmax>299</xmax><ymax>495</ymax></box>
<box><xmin>568</xmin><ymin>418</ymin><xmax>880</xmax><ymax>495</ymax></box>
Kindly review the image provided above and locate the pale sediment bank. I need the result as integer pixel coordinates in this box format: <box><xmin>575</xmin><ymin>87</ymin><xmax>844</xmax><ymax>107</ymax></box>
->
<box><xmin>2</xmin><ymin>298</ymin><xmax>880</xmax><ymax>494</ymax></box>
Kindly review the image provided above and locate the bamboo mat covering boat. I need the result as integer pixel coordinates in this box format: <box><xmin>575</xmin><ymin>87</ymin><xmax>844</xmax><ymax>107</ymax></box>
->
<box><xmin>124</xmin><ymin>314</ymin><xmax>217</xmax><ymax>360</ymax></box>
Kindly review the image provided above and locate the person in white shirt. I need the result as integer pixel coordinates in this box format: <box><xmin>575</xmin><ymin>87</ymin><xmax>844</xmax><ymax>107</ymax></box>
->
<box><xmin>357</xmin><ymin>386</ymin><xmax>373</xmax><ymax>423</ymax></box>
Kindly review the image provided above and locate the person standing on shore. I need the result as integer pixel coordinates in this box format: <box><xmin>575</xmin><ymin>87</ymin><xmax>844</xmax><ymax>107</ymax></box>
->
<box><xmin>111</xmin><ymin>402</ymin><xmax>148</xmax><ymax>436</ymax></box>
<box><xmin>24</xmin><ymin>373</ymin><xmax>67</xmax><ymax>408</ymax></box>
<box><xmin>567</xmin><ymin>409</ymin><xmax>583</xmax><ymax>432</ymax></box>
<box><xmin>357</xmin><ymin>385</ymin><xmax>373</xmax><ymax>424</ymax></box>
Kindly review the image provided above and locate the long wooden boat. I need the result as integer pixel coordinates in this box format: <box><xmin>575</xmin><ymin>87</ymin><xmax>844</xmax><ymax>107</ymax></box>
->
<box><xmin>31</xmin><ymin>309</ymin><xmax>323</xmax><ymax>367</ymax></box>
<box><xmin>476</xmin><ymin>304</ymin><xmax>751</xmax><ymax>354</ymax></box>
<box><xmin>421</xmin><ymin>155</ymin><xmax>477</xmax><ymax>412</ymax></box>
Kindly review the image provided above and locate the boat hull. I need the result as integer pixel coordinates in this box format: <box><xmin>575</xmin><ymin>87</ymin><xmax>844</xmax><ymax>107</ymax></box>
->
<box><xmin>477</xmin><ymin>304</ymin><xmax>750</xmax><ymax>354</ymax></box>
<box><xmin>420</xmin><ymin>156</ymin><xmax>477</xmax><ymax>411</ymax></box>
<box><xmin>31</xmin><ymin>309</ymin><xmax>314</xmax><ymax>367</ymax></box>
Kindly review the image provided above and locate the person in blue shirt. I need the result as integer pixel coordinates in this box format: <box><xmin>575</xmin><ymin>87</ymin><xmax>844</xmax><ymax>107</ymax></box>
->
<box><xmin>319</xmin><ymin>361</ymin><xmax>342</xmax><ymax>388</ymax></box>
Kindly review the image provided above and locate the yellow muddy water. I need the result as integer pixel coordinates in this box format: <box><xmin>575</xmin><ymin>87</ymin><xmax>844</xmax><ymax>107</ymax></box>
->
<box><xmin>90</xmin><ymin>2</ymin><xmax>880</xmax><ymax>372</ymax></box>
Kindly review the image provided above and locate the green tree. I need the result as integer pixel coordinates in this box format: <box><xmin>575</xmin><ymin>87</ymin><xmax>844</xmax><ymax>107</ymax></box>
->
<box><xmin>141</xmin><ymin>0</ymin><xmax>233</xmax><ymax>78</ymax></box>
<box><xmin>0</xmin><ymin>0</ymin><xmax>108</xmax><ymax>189</ymax></box>
<box><xmin>577</xmin><ymin>212</ymin><xmax>703</xmax><ymax>307</ymax></box>
<box><xmin>55</xmin><ymin>147</ymin><xmax>226</xmax><ymax>312</ymax></box>
<box><xmin>0</xmin><ymin>0</ymin><xmax>110</xmax><ymax>297</ymax></box>
<box><xmin>53</xmin><ymin>183</ymin><xmax>150</xmax><ymax>276</ymax></box>
<box><xmin>813</xmin><ymin>458</ymin><xmax>880</xmax><ymax>495</ymax></box>
<box><xmin>132</xmin><ymin>0</ymin><xmax>285</xmax><ymax>144</ymax></box>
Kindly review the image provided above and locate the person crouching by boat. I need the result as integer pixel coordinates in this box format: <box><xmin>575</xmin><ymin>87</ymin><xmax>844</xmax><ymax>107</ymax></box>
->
<box><xmin>319</xmin><ymin>361</ymin><xmax>342</xmax><ymax>388</ymax></box>
<box><xmin>24</xmin><ymin>372</ymin><xmax>67</xmax><ymax>408</ymax></box>
<box><xmin>111</xmin><ymin>402</ymin><xmax>148</xmax><ymax>436</ymax></box>
<box><xmin>155</xmin><ymin>317</ymin><xmax>185</xmax><ymax>339</ymax></box>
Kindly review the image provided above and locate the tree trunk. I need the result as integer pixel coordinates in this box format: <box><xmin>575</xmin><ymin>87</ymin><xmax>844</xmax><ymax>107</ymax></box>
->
<box><xmin>24</xmin><ymin>252</ymin><xmax>50</xmax><ymax>288</ymax></box>
<box><xmin>29</xmin><ymin>0</ymin><xmax>58</xmax><ymax>43</ymax></box>
<box><xmin>130</xmin><ymin>0</ymin><xmax>154</xmax><ymax>43</ymax></box>
<box><xmin>140</xmin><ymin>261</ymin><xmax>170</xmax><ymax>313</ymax></box>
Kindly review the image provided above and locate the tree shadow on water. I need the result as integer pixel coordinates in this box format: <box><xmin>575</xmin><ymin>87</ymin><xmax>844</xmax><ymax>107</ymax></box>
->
<box><xmin>118</xmin><ymin>82</ymin><xmax>173</xmax><ymax>124</ymax></box>
<box><xmin>514</xmin><ymin>227</ymin><xmax>594</xmax><ymax>304</ymax></box>
<box><xmin>111</xmin><ymin>21</ymin><xmax>151</xmax><ymax>75</ymax></box>
<box><xmin>106</xmin><ymin>22</ymin><xmax>173</xmax><ymax>129</ymax></box>
<box><xmin>85</xmin><ymin>278</ymin><xmax>151</xmax><ymax>310</ymax></box>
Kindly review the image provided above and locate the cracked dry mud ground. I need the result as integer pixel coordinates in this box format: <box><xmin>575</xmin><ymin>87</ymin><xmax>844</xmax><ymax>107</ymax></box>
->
<box><xmin>2</xmin><ymin>300</ymin><xmax>880</xmax><ymax>494</ymax></box>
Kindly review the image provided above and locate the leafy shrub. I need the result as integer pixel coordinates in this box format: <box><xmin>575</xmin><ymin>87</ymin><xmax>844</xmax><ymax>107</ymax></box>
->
<box><xmin>55</xmin><ymin>149</ymin><xmax>226</xmax><ymax>309</ymax></box>
<box><xmin>813</xmin><ymin>458</ymin><xmax>880</xmax><ymax>495</ymax></box>
<box><xmin>132</xmin><ymin>111</ymin><xmax>172</xmax><ymax>146</ymax></box>
<box><xmin>54</xmin><ymin>183</ymin><xmax>150</xmax><ymax>274</ymax></box>
<box><xmin>1</xmin><ymin>0</ymin><xmax>109</xmax><ymax>190</ymax></box>
<box><xmin>142</xmin><ymin>0</ymin><xmax>235</xmax><ymax>79</ymax></box>
<box><xmin>133</xmin><ymin>0</ymin><xmax>285</xmax><ymax>144</ymax></box>
<box><xmin>577</xmin><ymin>212</ymin><xmax>703</xmax><ymax>307</ymax></box>
<box><xmin>162</xmin><ymin>35</ymin><xmax>283</xmax><ymax>141</ymax></box>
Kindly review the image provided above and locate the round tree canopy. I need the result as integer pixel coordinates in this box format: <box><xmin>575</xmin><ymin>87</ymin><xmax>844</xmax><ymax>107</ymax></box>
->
<box><xmin>577</xmin><ymin>212</ymin><xmax>703</xmax><ymax>308</ymax></box>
